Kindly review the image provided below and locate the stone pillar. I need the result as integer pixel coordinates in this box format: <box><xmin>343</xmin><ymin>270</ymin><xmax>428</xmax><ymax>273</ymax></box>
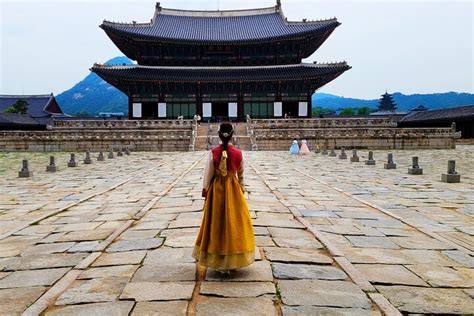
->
<box><xmin>46</xmin><ymin>156</ymin><xmax>57</xmax><ymax>172</ymax></box>
<box><xmin>350</xmin><ymin>149</ymin><xmax>360</xmax><ymax>162</ymax></box>
<box><xmin>408</xmin><ymin>156</ymin><xmax>423</xmax><ymax>175</ymax></box>
<box><xmin>68</xmin><ymin>153</ymin><xmax>78</xmax><ymax>167</ymax></box>
<box><xmin>84</xmin><ymin>151</ymin><xmax>92</xmax><ymax>164</ymax></box>
<box><xmin>339</xmin><ymin>147</ymin><xmax>347</xmax><ymax>159</ymax></box>
<box><xmin>314</xmin><ymin>144</ymin><xmax>321</xmax><ymax>154</ymax></box>
<box><xmin>384</xmin><ymin>153</ymin><xmax>397</xmax><ymax>169</ymax></box>
<box><xmin>441</xmin><ymin>160</ymin><xmax>461</xmax><ymax>183</ymax></box>
<box><xmin>365</xmin><ymin>151</ymin><xmax>376</xmax><ymax>165</ymax></box>
<box><xmin>321</xmin><ymin>146</ymin><xmax>328</xmax><ymax>155</ymax></box>
<box><xmin>97</xmin><ymin>151</ymin><xmax>105</xmax><ymax>161</ymax></box>
<box><xmin>19</xmin><ymin>159</ymin><xmax>33</xmax><ymax>178</ymax></box>
<box><xmin>108</xmin><ymin>148</ymin><xmax>114</xmax><ymax>159</ymax></box>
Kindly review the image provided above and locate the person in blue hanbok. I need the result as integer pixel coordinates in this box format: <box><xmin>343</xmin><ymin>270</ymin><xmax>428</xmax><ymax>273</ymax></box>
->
<box><xmin>289</xmin><ymin>139</ymin><xmax>300</xmax><ymax>155</ymax></box>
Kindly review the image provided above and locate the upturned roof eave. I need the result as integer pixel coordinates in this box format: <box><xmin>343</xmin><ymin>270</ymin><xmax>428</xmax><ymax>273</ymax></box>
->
<box><xmin>100</xmin><ymin>22</ymin><xmax>340</xmax><ymax>45</ymax></box>
<box><xmin>90</xmin><ymin>62</ymin><xmax>351</xmax><ymax>83</ymax></box>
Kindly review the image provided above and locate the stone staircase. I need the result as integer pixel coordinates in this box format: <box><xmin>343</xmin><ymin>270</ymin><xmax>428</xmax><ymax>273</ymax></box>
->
<box><xmin>193</xmin><ymin>123</ymin><xmax>253</xmax><ymax>151</ymax></box>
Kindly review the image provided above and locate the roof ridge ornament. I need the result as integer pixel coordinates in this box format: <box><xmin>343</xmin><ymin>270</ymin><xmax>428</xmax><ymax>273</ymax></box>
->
<box><xmin>156</xmin><ymin>2</ymin><xmax>161</xmax><ymax>11</ymax></box>
<box><xmin>276</xmin><ymin>0</ymin><xmax>281</xmax><ymax>8</ymax></box>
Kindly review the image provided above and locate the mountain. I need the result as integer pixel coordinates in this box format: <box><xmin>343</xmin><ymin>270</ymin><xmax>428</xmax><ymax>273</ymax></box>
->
<box><xmin>57</xmin><ymin>56</ymin><xmax>474</xmax><ymax>116</ymax></box>
<box><xmin>56</xmin><ymin>57</ymin><xmax>133</xmax><ymax>116</ymax></box>
<box><xmin>312</xmin><ymin>92</ymin><xmax>474</xmax><ymax>112</ymax></box>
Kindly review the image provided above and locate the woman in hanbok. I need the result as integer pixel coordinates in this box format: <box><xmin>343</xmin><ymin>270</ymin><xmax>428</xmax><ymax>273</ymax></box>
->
<box><xmin>289</xmin><ymin>139</ymin><xmax>300</xmax><ymax>155</ymax></box>
<box><xmin>193</xmin><ymin>122</ymin><xmax>255</xmax><ymax>272</ymax></box>
<box><xmin>300</xmin><ymin>140</ymin><xmax>310</xmax><ymax>155</ymax></box>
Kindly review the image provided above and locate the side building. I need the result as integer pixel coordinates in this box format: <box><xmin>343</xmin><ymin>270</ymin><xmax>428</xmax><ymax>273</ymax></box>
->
<box><xmin>92</xmin><ymin>2</ymin><xmax>350</xmax><ymax>121</ymax></box>
<box><xmin>0</xmin><ymin>94</ymin><xmax>64</xmax><ymax>130</ymax></box>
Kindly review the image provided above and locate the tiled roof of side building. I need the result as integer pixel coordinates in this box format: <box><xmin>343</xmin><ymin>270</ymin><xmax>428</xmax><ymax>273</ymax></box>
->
<box><xmin>400</xmin><ymin>105</ymin><xmax>474</xmax><ymax>122</ymax></box>
<box><xmin>91</xmin><ymin>62</ymin><xmax>351</xmax><ymax>82</ymax></box>
<box><xmin>0</xmin><ymin>94</ymin><xmax>63</xmax><ymax>118</ymax></box>
<box><xmin>100</xmin><ymin>4</ymin><xmax>340</xmax><ymax>43</ymax></box>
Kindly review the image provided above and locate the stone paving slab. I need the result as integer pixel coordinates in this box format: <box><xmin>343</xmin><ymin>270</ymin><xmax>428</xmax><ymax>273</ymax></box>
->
<box><xmin>45</xmin><ymin>301</ymin><xmax>135</xmax><ymax>316</ymax></box>
<box><xmin>0</xmin><ymin>286</ymin><xmax>46</xmax><ymax>315</ymax></box>
<box><xmin>132</xmin><ymin>301</ymin><xmax>188</xmax><ymax>315</ymax></box>
<box><xmin>200</xmin><ymin>281</ymin><xmax>276</xmax><ymax>297</ymax></box>
<box><xmin>272</xmin><ymin>263</ymin><xmax>347</xmax><ymax>280</ymax></box>
<box><xmin>278</xmin><ymin>280</ymin><xmax>372</xmax><ymax>308</ymax></box>
<box><xmin>55</xmin><ymin>277</ymin><xmax>129</xmax><ymax>305</ymax></box>
<box><xmin>0</xmin><ymin>149</ymin><xmax>473</xmax><ymax>314</ymax></box>
<box><xmin>263</xmin><ymin>247</ymin><xmax>333</xmax><ymax>264</ymax></box>
<box><xmin>282</xmin><ymin>306</ymin><xmax>381</xmax><ymax>316</ymax></box>
<box><xmin>376</xmin><ymin>285</ymin><xmax>474</xmax><ymax>314</ymax></box>
<box><xmin>196</xmin><ymin>297</ymin><xmax>278</xmax><ymax>316</ymax></box>
<box><xmin>120</xmin><ymin>281</ymin><xmax>195</xmax><ymax>301</ymax></box>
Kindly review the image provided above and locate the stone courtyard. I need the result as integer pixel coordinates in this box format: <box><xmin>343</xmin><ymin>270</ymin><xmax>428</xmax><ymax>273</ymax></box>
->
<box><xmin>0</xmin><ymin>146</ymin><xmax>473</xmax><ymax>315</ymax></box>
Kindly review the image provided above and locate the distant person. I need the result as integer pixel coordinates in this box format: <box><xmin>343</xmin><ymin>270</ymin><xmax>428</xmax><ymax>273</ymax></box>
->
<box><xmin>300</xmin><ymin>140</ymin><xmax>310</xmax><ymax>155</ymax></box>
<box><xmin>193</xmin><ymin>122</ymin><xmax>255</xmax><ymax>274</ymax></box>
<box><xmin>289</xmin><ymin>139</ymin><xmax>300</xmax><ymax>155</ymax></box>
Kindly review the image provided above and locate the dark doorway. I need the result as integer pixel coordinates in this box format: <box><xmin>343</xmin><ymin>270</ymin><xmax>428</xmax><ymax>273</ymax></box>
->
<box><xmin>142</xmin><ymin>102</ymin><xmax>157</xmax><ymax>118</ymax></box>
<box><xmin>283</xmin><ymin>102</ymin><xmax>299</xmax><ymax>118</ymax></box>
<box><xmin>212</xmin><ymin>102</ymin><xmax>229</xmax><ymax>122</ymax></box>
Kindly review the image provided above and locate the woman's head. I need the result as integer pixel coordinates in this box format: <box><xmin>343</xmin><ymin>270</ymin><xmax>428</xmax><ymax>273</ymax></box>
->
<box><xmin>218</xmin><ymin>122</ymin><xmax>234</xmax><ymax>150</ymax></box>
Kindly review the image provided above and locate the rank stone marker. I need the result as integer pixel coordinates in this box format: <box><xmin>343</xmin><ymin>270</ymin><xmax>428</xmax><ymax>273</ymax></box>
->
<box><xmin>68</xmin><ymin>153</ymin><xmax>78</xmax><ymax>167</ymax></box>
<box><xmin>117</xmin><ymin>148</ymin><xmax>124</xmax><ymax>156</ymax></box>
<box><xmin>339</xmin><ymin>147</ymin><xmax>347</xmax><ymax>159</ymax></box>
<box><xmin>108</xmin><ymin>148</ymin><xmax>114</xmax><ymax>159</ymax></box>
<box><xmin>350</xmin><ymin>149</ymin><xmax>360</xmax><ymax>162</ymax></box>
<box><xmin>365</xmin><ymin>151</ymin><xmax>376</xmax><ymax>165</ymax></box>
<box><xmin>97</xmin><ymin>151</ymin><xmax>105</xmax><ymax>161</ymax></box>
<box><xmin>384</xmin><ymin>153</ymin><xmax>397</xmax><ymax>169</ymax></box>
<box><xmin>84</xmin><ymin>151</ymin><xmax>92</xmax><ymax>164</ymax></box>
<box><xmin>441</xmin><ymin>160</ymin><xmax>461</xmax><ymax>183</ymax></box>
<box><xmin>46</xmin><ymin>156</ymin><xmax>58</xmax><ymax>172</ymax></box>
<box><xmin>408</xmin><ymin>156</ymin><xmax>423</xmax><ymax>175</ymax></box>
<box><xmin>329</xmin><ymin>148</ymin><xmax>337</xmax><ymax>157</ymax></box>
<box><xmin>18</xmin><ymin>159</ymin><xmax>33</xmax><ymax>178</ymax></box>
<box><xmin>322</xmin><ymin>146</ymin><xmax>328</xmax><ymax>155</ymax></box>
<box><xmin>125</xmin><ymin>147</ymin><xmax>130</xmax><ymax>155</ymax></box>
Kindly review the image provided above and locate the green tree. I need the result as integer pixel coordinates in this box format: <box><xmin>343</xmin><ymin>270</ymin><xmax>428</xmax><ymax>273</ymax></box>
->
<box><xmin>339</xmin><ymin>108</ymin><xmax>355</xmax><ymax>116</ymax></box>
<box><xmin>357</xmin><ymin>107</ymin><xmax>372</xmax><ymax>115</ymax></box>
<box><xmin>312</xmin><ymin>106</ymin><xmax>335</xmax><ymax>117</ymax></box>
<box><xmin>4</xmin><ymin>99</ymin><xmax>29</xmax><ymax>114</ymax></box>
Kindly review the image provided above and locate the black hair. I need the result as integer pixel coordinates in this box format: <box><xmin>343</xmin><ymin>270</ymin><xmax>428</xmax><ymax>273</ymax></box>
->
<box><xmin>218</xmin><ymin>122</ymin><xmax>234</xmax><ymax>151</ymax></box>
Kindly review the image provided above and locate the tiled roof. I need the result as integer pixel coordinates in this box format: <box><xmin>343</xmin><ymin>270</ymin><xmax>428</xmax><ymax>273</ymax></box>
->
<box><xmin>91</xmin><ymin>62</ymin><xmax>350</xmax><ymax>82</ymax></box>
<box><xmin>400</xmin><ymin>105</ymin><xmax>474</xmax><ymax>122</ymax></box>
<box><xmin>0</xmin><ymin>113</ymin><xmax>44</xmax><ymax>126</ymax></box>
<box><xmin>101</xmin><ymin>5</ymin><xmax>339</xmax><ymax>43</ymax></box>
<box><xmin>0</xmin><ymin>94</ymin><xmax>60</xmax><ymax>118</ymax></box>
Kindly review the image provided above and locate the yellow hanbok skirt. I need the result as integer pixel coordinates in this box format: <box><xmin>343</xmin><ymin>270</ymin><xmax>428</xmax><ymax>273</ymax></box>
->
<box><xmin>193</xmin><ymin>172</ymin><xmax>255</xmax><ymax>270</ymax></box>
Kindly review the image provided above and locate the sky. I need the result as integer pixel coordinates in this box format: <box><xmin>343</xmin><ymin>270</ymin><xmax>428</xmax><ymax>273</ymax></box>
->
<box><xmin>0</xmin><ymin>0</ymin><xmax>473</xmax><ymax>99</ymax></box>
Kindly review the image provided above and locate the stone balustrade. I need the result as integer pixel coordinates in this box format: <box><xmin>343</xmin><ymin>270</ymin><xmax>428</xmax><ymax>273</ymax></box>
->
<box><xmin>251</xmin><ymin>117</ymin><xmax>397</xmax><ymax>130</ymax></box>
<box><xmin>253</xmin><ymin>127</ymin><xmax>455</xmax><ymax>150</ymax></box>
<box><xmin>0</xmin><ymin>130</ymin><xmax>192</xmax><ymax>152</ymax></box>
<box><xmin>52</xmin><ymin>119</ymin><xmax>194</xmax><ymax>130</ymax></box>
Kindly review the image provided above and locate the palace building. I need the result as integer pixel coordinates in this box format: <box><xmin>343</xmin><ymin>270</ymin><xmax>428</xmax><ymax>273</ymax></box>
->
<box><xmin>92</xmin><ymin>1</ymin><xmax>350</xmax><ymax>121</ymax></box>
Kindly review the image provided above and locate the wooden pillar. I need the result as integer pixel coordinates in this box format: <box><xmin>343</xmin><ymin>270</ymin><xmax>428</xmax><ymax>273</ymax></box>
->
<box><xmin>197</xmin><ymin>83</ymin><xmax>203</xmax><ymax>117</ymax></box>
<box><xmin>128</xmin><ymin>97</ymin><xmax>133</xmax><ymax>120</ymax></box>
<box><xmin>238</xmin><ymin>82</ymin><xmax>244</xmax><ymax>122</ymax></box>
<box><xmin>307</xmin><ymin>91</ymin><xmax>312</xmax><ymax>118</ymax></box>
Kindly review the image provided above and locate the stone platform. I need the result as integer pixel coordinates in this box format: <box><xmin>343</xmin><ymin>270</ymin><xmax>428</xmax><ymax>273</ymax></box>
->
<box><xmin>0</xmin><ymin>147</ymin><xmax>473</xmax><ymax>315</ymax></box>
<box><xmin>0</xmin><ymin>118</ymin><xmax>459</xmax><ymax>152</ymax></box>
